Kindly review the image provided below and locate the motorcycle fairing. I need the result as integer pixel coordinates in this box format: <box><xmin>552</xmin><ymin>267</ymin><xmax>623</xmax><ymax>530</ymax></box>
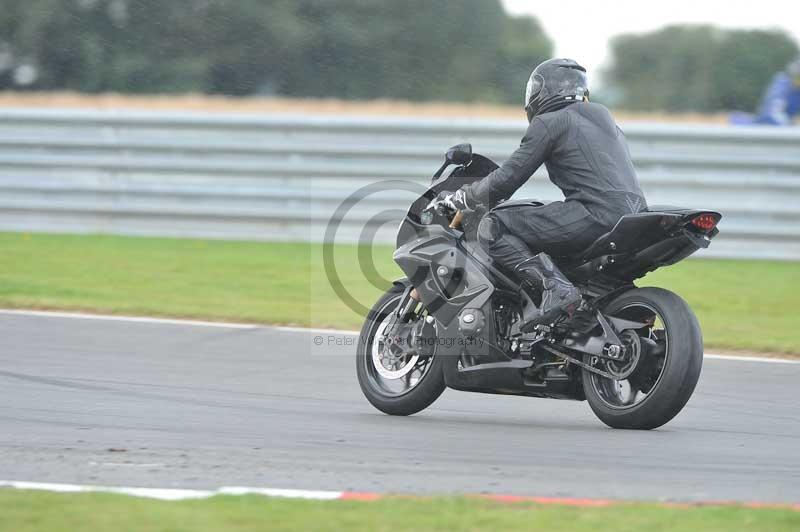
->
<box><xmin>393</xmin><ymin>222</ymin><xmax>493</xmax><ymax>328</ymax></box>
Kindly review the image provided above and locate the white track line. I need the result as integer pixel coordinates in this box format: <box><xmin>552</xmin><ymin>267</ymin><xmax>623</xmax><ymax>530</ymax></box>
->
<box><xmin>2</xmin><ymin>480</ymin><xmax>798</xmax><ymax>510</ymax></box>
<box><xmin>0</xmin><ymin>309</ymin><xmax>257</xmax><ymax>329</ymax></box>
<box><xmin>0</xmin><ymin>480</ymin><xmax>344</xmax><ymax>501</ymax></box>
<box><xmin>0</xmin><ymin>309</ymin><xmax>359</xmax><ymax>335</ymax></box>
<box><xmin>704</xmin><ymin>353</ymin><xmax>800</xmax><ymax>364</ymax></box>
<box><xmin>0</xmin><ymin>480</ymin><xmax>215</xmax><ymax>500</ymax></box>
<box><xmin>274</xmin><ymin>325</ymin><xmax>359</xmax><ymax>336</ymax></box>
<box><xmin>1</xmin><ymin>308</ymin><xmax>797</xmax><ymax>364</ymax></box>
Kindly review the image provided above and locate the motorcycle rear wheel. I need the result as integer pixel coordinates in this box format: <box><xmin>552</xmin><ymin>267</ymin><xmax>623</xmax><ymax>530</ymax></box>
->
<box><xmin>582</xmin><ymin>287</ymin><xmax>703</xmax><ymax>430</ymax></box>
<box><xmin>356</xmin><ymin>284</ymin><xmax>446</xmax><ymax>416</ymax></box>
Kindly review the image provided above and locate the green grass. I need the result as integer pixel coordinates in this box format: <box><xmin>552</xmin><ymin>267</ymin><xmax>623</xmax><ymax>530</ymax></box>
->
<box><xmin>641</xmin><ymin>258</ymin><xmax>799</xmax><ymax>354</ymax></box>
<box><xmin>0</xmin><ymin>491</ymin><xmax>798</xmax><ymax>532</ymax></box>
<box><xmin>0</xmin><ymin>232</ymin><xmax>797</xmax><ymax>354</ymax></box>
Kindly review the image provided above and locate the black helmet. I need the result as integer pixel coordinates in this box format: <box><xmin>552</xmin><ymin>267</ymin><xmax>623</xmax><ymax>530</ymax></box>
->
<box><xmin>524</xmin><ymin>58</ymin><xmax>589</xmax><ymax>121</ymax></box>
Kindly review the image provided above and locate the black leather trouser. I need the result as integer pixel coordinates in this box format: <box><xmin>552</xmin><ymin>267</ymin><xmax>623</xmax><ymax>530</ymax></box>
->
<box><xmin>476</xmin><ymin>200</ymin><xmax>611</xmax><ymax>270</ymax></box>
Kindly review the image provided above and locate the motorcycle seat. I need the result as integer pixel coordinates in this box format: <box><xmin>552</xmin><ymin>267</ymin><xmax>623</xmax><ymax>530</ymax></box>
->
<box><xmin>579</xmin><ymin>210</ymin><xmax>683</xmax><ymax>260</ymax></box>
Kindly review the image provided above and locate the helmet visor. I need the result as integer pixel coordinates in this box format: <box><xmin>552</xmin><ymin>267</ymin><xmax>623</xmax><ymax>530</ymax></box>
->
<box><xmin>524</xmin><ymin>73</ymin><xmax>543</xmax><ymax>108</ymax></box>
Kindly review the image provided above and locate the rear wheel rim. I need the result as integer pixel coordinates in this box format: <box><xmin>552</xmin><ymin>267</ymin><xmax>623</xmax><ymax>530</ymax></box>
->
<box><xmin>364</xmin><ymin>295</ymin><xmax>436</xmax><ymax>398</ymax></box>
<box><xmin>589</xmin><ymin>302</ymin><xmax>669</xmax><ymax>410</ymax></box>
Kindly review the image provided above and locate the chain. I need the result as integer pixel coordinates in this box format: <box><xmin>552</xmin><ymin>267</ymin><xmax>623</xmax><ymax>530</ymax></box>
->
<box><xmin>538</xmin><ymin>344</ymin><xmax>618</xmax><ymax>380</ymax></box>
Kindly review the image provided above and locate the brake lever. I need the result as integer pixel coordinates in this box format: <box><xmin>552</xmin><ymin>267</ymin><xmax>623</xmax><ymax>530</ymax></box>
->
<box><xmin>424</xmin><ymin>198</ymin><xmax>455</xmax><ymax>217</ymax></box>
<box><xmin>424</xmin><ymin>198</ymin><xmax>440</xmax><ymax>214</ymax></box>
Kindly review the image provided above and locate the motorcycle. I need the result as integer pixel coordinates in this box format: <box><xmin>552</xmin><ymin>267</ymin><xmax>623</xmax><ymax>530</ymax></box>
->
<box><xmin>356</xmin><ymin>143</ymin><xmax>721</xmax><ymax>429</ymax></box>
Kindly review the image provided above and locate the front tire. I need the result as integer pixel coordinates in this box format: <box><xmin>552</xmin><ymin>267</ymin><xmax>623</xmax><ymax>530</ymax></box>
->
<box><xmin>356</xmin><ymin>284</ymin><xmax>446</xmax><ymax>416</ymax></box>
<box><xmin>582</xmin><ymin>287</ymin><xmax>703</xmax><ymax>430</ymax></box>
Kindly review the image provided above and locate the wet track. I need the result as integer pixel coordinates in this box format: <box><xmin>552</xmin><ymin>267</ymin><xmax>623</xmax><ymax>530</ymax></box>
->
<box><xmin>1</xmin><ymin>311</ymin><xmax>799</xmax><ymax>503</ymax></box>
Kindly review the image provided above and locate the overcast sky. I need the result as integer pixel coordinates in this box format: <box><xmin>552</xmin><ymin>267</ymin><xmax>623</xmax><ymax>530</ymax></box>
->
<box><xmin>502</xmin><ymin>0</ymin><xmax>800</xmax><ymax>86</ymax></box>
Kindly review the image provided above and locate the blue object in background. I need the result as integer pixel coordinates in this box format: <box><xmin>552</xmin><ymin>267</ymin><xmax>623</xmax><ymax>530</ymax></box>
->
<box><xmin>753</xmin><ymin>72</ymin><xmax>800</xmax><ymax>125</ymax></box>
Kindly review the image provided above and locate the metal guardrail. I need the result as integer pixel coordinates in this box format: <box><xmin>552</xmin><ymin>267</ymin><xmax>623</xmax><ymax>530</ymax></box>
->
<box><xmin>0</xmin><ymin>108</ymin><xmax>799</xmax><ymax>259</ymax></box>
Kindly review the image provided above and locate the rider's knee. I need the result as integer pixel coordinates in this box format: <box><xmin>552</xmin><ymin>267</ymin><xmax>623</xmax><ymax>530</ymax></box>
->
<box><xmin>477</xmin><ymin>214</ymin><xmax>504</xmax><ymax>253</ymax></box>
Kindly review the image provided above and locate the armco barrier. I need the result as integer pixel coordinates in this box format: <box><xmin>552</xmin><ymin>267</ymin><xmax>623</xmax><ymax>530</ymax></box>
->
<box><xmin>0</xmin><ymin>108</ymin><xmax>798</xmax><ymax>259</ymax></box>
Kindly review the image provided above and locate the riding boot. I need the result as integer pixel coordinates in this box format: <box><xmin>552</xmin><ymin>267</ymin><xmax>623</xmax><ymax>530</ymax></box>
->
<box><xmin>514</xmin><ymin>252</ymin><xmax>582</xmax><ymax>331</ymax></box>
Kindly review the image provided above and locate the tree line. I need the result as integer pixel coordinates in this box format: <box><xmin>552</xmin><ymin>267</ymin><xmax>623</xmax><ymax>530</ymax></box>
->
<box><xmin>0</xmin><ymin>0</ymin><xmax>551</xmax><ymax>104</ymax></box>
<box><xmin>1</xmin><ymin>1</ymin><xmax>797</xmax><ymax>113</ymax></box>
<box><xmin>604</xmin><ymin>25</ymin><xmax>798</xmax><ymax>112</ymax></box>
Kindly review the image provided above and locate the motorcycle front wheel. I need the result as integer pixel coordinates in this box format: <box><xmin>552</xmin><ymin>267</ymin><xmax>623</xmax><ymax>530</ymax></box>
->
<box><xmin>582</xmin><ymin>287</ymin><xmax>703</xmax><ymax>430</ymax></box>
<box><xmin>356</xmin><ymin>283</ymin><xmax>446</xmax><ymax>416</ymax></box>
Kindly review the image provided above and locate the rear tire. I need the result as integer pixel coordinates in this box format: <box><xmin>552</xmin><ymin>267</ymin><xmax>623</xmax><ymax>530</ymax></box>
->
<box><xmin>582</xmin><ymin>287</ymin><xmax>703</xmax><ymax>430</ymax></box>
<box><xmin>356</xmin><ymin>284</ymin><xmax>446</xmax><ymax>416</ymax></box>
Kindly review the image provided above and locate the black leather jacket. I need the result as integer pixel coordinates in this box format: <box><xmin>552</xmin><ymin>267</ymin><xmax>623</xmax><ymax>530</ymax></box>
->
<box><xmin>463</xmin><ymin>102</ymin><xmax>647</xmax><ymax>225</ymax></box>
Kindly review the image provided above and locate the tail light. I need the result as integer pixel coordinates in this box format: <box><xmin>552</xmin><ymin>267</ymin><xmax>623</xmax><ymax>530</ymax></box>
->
<box><xmin>688</xmin><ymin>213</ymin><xmax>720</xmax><ymax>232</ymax></box>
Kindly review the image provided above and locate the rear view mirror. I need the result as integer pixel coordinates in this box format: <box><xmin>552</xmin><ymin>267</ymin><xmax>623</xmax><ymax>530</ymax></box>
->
<box><xmin>445</xmin><ymin>143</ymin><xmax>472</xmax><ymax>166</ymax></box>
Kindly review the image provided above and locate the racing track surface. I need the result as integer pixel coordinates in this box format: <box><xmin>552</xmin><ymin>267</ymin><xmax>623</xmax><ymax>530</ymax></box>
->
<box><xmin>1</xmin><ymin>311</ymin><xmax>799</xmax><ymax>503</ymax></box>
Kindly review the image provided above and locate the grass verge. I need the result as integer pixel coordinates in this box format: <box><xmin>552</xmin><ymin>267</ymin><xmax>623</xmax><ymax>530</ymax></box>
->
<box><xmin>0</xmin><ymin>232</ymin><xmax>797</xmax><ymax>354</ymax></box>
<box><xmin>0</xmin><ymin>491</ymin><xmax>798</xmax><ymax>532</ymax></box>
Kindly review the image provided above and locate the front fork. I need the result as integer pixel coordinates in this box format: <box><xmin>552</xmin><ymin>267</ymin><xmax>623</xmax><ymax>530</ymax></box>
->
<box><xmin>382</xmin><ymin>284</ymin><xmax>421</xmax><ymax>340</ymax></box>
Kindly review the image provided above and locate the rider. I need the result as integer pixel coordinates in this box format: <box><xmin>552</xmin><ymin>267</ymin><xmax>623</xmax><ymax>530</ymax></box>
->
<box><xmin>753</xmin><ymin>57</ymin><xmax>800</xmax><ymax>125</ymax></box>
<box><xmin>438</xmin><ymin>58</ymin><xmax>647</xmax><ymax>330</ymax></box>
